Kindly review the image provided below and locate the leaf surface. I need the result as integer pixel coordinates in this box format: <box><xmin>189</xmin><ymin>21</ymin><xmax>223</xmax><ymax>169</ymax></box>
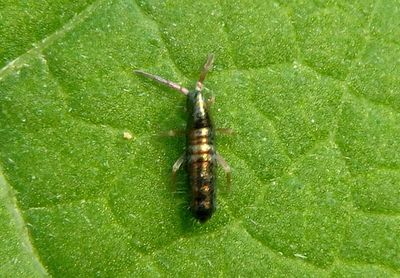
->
<box><xmin>1</xmin><ymin>0</ymin><xmax>399</xmax><ymax>276</ymax></box>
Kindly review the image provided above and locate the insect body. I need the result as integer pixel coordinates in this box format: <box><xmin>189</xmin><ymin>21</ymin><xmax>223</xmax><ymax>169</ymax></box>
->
<box><xmin>134</xmin><ymin>54</ymin><xmax>231</xmax><ymax>223</ymax></box>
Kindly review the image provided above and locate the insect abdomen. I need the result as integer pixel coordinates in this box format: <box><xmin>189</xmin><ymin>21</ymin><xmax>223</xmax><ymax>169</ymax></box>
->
<box><xmin>188</xmin><ymin>127</ymin><xmax>216</xmax><ymax>222</ymax></box>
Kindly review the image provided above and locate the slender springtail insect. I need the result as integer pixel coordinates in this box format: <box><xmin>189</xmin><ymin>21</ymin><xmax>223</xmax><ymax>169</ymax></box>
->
<box><xmin>134</xmin><ymin>54</ymin><xmax>231</xmax><ymax>223</ymax></box>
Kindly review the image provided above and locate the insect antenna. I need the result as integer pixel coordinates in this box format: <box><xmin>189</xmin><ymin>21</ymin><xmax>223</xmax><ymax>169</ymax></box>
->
<box><xmin>134</xmin><ymin>70</ymin><xmax>189</xmax><ymax>96</ymax></box>
<box><xmin>195</xmin><ymin>53</ymin><xmax>214</xmax><ymax>91</ymax></box>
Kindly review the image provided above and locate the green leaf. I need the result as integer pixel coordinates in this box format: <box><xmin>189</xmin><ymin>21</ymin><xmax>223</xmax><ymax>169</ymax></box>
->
<box><xmin>1</xmin><ymin>0</ymin><xmax>399</xmax><ymax>276</ymax></box>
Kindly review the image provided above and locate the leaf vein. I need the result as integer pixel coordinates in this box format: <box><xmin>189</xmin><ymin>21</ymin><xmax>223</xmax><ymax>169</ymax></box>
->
<box><xmin>0</xmin><ymin>0</ymin><xmax>102</xmax><ymax>81</ymax></box>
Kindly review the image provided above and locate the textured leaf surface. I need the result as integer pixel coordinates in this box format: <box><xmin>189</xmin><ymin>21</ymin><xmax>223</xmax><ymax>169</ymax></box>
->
<box><xmin>1</xmin><ymin>0</ymin><xmax>399</xmax><ymax>276</ymax></box>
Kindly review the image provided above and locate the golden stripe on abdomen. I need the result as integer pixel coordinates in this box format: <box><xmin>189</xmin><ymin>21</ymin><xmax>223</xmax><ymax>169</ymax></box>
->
<box><xmin>189</xmin><ymin>144</ymin><xmax>214</xmax><ymax>154</ymax></box>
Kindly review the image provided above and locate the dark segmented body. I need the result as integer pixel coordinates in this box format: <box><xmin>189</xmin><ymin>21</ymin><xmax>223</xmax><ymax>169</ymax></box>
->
<box><xmin>186</xmin><ymin>90</ymin><xmax>216</xmax><ymax>222</ymax></box>
<box><xmin>134</xmin><ymin>54</ymin><xmax>231</xmax><ymax>223</ymax></box>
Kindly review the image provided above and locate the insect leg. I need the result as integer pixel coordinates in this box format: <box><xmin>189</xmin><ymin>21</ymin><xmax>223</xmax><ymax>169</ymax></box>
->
<box><xmin>195</xmin><ymin>53</ymin><xmax>214</xmax><ymax>91</ymax></box>
<box><xmin>134</xmin><ymin>70</ymin><xmax>189</xmax><ymax>96</ymax></box>
<box><xmin>216</xmin><ymin>128</ymin><xmax>235</xmax><ymax>135</ymax></box>
<box><xmin>215</xmin><ymin>152</ymin><xmax>232</xmax><ymax>192</ymax></box>
<box><xmin>160</xmin><ymin>129</ymin><xmax>186</xmax><ymax>137</ymax></box>
<box><xmin>172</xmin><ymin>152</ymin><xmax>186</xmax><ymax>189</ymax></box>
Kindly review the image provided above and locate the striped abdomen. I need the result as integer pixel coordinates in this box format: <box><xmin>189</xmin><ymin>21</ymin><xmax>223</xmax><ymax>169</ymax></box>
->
<box><xmin>187</xmin><ymin>127</ymin><xmax>216</xmax><ymax>222</ymax></box>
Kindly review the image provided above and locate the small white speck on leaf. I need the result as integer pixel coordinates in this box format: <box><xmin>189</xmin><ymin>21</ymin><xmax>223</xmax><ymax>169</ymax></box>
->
<box><xmin>123</xmin><ymin>131</ymin><xmax>133</xmax><ymax>140</ymax></box>
<box><xmin>294</xmin><ymin>253</ymin><xmax>307</xmax><ymax>259</ymax></box>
